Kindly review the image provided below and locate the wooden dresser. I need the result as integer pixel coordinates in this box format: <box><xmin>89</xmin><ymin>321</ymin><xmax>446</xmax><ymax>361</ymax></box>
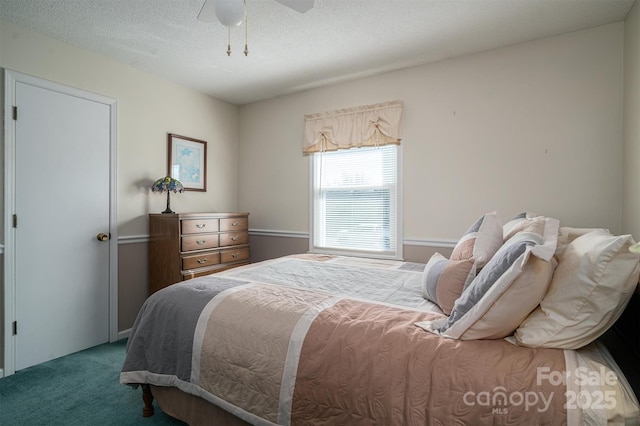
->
<box><xmin>148</xmin><ymin>212</ymin><xmax>250</xmax><ymax>294</ymax></box>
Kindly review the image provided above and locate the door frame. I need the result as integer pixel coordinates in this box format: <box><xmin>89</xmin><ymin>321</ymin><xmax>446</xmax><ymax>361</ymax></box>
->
<box><xmin>3</xmin><ymin>70</ymin><xmax>118</xmax><ymax>377</ymax></box>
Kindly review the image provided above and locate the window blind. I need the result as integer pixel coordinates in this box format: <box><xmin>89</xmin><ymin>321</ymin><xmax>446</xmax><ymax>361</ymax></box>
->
<box><xmin>311</xmin><ymin>145</ymin><xmax>399</xmax><ymax>258</ymax></box>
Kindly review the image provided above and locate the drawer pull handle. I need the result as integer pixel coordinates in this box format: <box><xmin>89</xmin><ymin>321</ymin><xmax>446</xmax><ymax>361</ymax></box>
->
<box><xmin>197</xmin><ymin>258</ymin><xmax>207</xmax><ymax>264</ymax></box>
<box><xmin>196</xmin><ymin>224</ymin><xmax>206</xmax><ymax>229</ymax></box>
<box><xmin>232</xmin><ymin>253</ymin><xmax>239</xmax><ymax>258</ymax></box>
<box><xmin>196</xmin><ymin>240</ymin><xmax>206</xmax><ymax>245</ymax></box>
<box><xmin>232</xmin><ymin>222</ymin><xmax>239</xmax><ymax>226</ymax></box>
<box><xmin>231</xmin><ymin>236</ymin><xmax>238</xmax><ymax>241</ymax></box>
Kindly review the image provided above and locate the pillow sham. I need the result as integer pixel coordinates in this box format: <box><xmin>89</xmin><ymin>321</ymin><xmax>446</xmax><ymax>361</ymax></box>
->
<box><xmin>450</xmin><ymin>211</ymin><xmax>503</xmax><ymax>269</ymax></box>
<box><xmin>502</xmin><ymin>212</ymin><xmax>544</xmax><ymax>241</ymax></box>
<box><xmin>421</xmin><ymin>253</ymin><xmax>475</xmax><ymax>315</ymax></box>
<box><xmin>515</xmin><ymin>230</ymin><xmax>640</xmax><ymax>349</ymax></box>
<box><xmin>555</xmin><ymin>226</ymin><xmax>610</xmax><ymax>258</ymax></box>
<box><xmin>502</xmin><ymin>212</ymin><xmax>538</xmax><ymax>241</ymax></box>
<box><xmin>416</xmin><ymin>217</ymin><xmax>559</xmax><ymax>340</ymax></box>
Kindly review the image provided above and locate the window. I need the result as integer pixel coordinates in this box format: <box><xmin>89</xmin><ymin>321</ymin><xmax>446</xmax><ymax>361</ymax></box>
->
<box><xmin>310</xmin><ymin>145</ymin><xmax>401</xmax><ymax>259</ymax></box>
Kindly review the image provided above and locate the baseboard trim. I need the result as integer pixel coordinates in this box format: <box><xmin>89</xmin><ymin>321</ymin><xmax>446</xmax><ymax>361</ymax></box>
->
<box><xmin>117</xmin><ymin>328</ymin><xmax>132</xmax><ymax>340</ymax></box>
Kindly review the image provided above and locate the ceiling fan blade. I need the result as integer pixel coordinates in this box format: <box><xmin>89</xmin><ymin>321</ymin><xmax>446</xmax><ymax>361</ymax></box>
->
<box><xmin>197</xmin><ymin>0</ymin><xmax>218</xmax><ymax>23</ymax></box>
<box><xmin>274</xmin><ymin>0</ymin><xmax>314</xmax><ymax>13</ymax></box>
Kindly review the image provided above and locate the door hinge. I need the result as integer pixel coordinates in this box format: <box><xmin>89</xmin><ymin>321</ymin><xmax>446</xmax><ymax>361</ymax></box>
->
<box><xmin>12</xmin><ymin>321</ymin><xmax>17</xmax><ymax>335</ymax></box>
<box><xmin>12</xmin><ymin>214</ymin><xmax>17</xmax><ymax>228</ymax></box>
<box><xmin>12</xmin><ymin>106</ymin><xmax>17</xmax><ymax>121</ymax></box>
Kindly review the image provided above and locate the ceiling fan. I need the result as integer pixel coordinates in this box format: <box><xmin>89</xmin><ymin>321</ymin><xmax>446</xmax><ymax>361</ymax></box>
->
<box><xmin>198</xmin><ymin>0</ymin><xmax>315</xmax><ymax>25</ymax></box>
<box><xmin>198</xmin><ymin>0</ymin><xmax>314</xmax><ymax>56</ymax></box>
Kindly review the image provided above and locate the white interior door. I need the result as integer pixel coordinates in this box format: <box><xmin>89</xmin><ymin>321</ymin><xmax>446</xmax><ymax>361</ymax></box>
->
<box><xmin>10</xmin><ymin>78</ymin><xmax>113</xmax><ymax>370</ymax></box>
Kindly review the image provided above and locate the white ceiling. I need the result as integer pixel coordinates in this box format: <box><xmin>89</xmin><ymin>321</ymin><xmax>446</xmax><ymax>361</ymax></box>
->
<box><xmin>0</xmin><ymin>0</ymin><xmax>635</xmax><ymax>105</ymax></box>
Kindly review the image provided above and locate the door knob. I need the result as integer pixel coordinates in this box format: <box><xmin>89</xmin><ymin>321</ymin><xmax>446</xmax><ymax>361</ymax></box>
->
<box><xmin>97</xmin><ymin>233</ymin><xmax>109</xmax><ymax>241</ymax></box>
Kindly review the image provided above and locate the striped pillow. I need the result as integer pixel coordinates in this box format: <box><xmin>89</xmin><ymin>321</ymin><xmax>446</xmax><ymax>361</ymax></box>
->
<box><xmin>416</xmin><ymin>217</ymin><xmax>560</xmax><ymax>340</ymax></box>
<box><xmin>421</xmin><ymin>253</ymin><xmax>475</xmax><ymax>315</ymax></box>
<box><xmin>450</xmin><ymin>211</ymin><xmax>503</xmax><ymax>268</ymax></box>
<box><xmin>503</xmin><ymin>211</ymin><xmax>539</xmax><ymax>241</ymax></box>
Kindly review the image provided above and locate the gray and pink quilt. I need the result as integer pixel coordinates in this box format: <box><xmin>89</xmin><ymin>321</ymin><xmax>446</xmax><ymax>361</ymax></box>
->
<box><xmin>121</xmin><ymin>255</ymin><xmax>580</xmax><ymax>425</ymax></box>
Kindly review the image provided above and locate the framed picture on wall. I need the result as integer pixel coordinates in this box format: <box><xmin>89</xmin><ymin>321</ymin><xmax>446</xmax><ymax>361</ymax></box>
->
<box><xmin>168</xmin><ymin>133</ymin><xmax>207</xmax><ymax>191</ymax></box>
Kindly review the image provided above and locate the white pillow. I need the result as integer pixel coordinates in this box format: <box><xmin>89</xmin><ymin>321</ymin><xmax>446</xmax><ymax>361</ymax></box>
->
<box><xmin>515</xmin><ymin>230</ymin><xmax>640</xmax><ymax>349</ymax></box>
<box><xmin>555</xmin><ymin>226</ymin><xmax>610</xmax><ymax>258</ymax></box>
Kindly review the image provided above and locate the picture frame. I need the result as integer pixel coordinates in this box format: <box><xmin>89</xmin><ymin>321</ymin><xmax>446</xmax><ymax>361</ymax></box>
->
<box><xmin>167</xmin><ymin>133</ymin><xmax>207</xmax><ymax>191</ymax></box>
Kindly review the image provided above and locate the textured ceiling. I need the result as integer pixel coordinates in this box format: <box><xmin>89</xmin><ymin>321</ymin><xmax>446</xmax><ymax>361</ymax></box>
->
<box><xmin>0</xmin><ymin>0</ymin><xmax>635</xmax><ymax>105</ymax></box>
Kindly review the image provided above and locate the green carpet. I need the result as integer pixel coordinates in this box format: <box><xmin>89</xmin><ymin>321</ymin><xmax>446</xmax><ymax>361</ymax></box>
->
<box><xmin>0</xmin><ymin>339</ymin><xmax>185</xmax><ymax>425</ymax></box>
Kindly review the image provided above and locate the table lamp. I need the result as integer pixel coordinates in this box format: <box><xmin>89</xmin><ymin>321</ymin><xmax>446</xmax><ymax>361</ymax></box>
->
<box><xmin>151</xmin><ymin>176</ymin><xmax>184</xmax><ymax>214</ymax></box>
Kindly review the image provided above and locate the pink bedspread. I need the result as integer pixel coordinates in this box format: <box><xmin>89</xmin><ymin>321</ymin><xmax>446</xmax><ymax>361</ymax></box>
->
<box><xmin>122</xmin><ymin>255</ymin><xmax>575</xmax><ymax>425</ymax></box>
<box><xmin>192</xmin><ymin>283</ymin><xmax>567</xmax><ymax>425</ymax></box>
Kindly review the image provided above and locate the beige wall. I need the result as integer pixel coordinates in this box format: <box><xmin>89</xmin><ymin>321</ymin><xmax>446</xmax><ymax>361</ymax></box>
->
<box><xmin>238</xmin><ymin>23</ymin><xmax>626</xmax><ymax>247</ymax></box>
<box><xmin>0</xmin><ymin>20</ymin><xmax>240</xmax><ymax>356</ymax></box>
<box><xmin>623</xmin><ymin>2</ymin><xmax>640</xmax><ymax>238</ymax></box>
<box><xmin>1</xmin><ymin>20</ymin><xmax>240</xmax><ymax>235</ymax></box>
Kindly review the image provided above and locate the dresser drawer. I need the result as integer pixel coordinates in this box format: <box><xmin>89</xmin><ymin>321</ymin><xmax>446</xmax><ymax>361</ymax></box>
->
<box><xmin>182</xmin><ymin>262</ymin><xmax>248</xmax><ymax>280</ymax></box>
<box><xmin>219</xmin><ymin>231</ymin><xmax>249</xmax><ymax>247</ymax></box>
<box><xmin>220</xmin><ymin>247</ymin><xmax>250</xmax><ymax>263</ymax></box>
<box><xmin>150</xmin><ymin>212</ymin><xmax>249</xmax><ymax>294</ymax></box>
<box><xmin>220</xmin><ymin>217</ymin><xmax>248</xmax><ymax>232</ymax></box>
<box><xmin>183</xmin><ymin>269</ymin><xmax>217</xmax><ymax>280</ymax></box>
<box><xmin>181</xmin><ymin>234</ymin><xmax>219</xmax><ymax>252</ymax></box>
<box><xmin>182</xmin><ymin>219</ymin><xmax>219</xmax><ymax>235</ymax></box>
<box><xmin>182</xmin><ymin>251</ymin><xmax>221</xmax><ymax>270</ymax></box>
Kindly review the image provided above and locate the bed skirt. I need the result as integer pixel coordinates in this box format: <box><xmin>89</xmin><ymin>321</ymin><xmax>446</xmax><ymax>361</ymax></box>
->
<box><xmin>151</xmin><ymin>385</ymin><xmax>250</xmax><ymax>426</ymax></box>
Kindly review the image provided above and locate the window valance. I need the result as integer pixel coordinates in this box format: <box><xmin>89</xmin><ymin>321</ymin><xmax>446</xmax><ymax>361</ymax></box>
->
<box><xmin>303</xmin><ymin>100</ymin><xmax>404</xmax><ymax>155</ymax></box>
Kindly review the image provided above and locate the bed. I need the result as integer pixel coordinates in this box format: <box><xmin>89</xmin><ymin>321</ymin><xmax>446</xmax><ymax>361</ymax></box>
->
<box><xmin>121</xmin><ymin>213</ymin><xmax>640</xmax><ymax>425</ymax></box>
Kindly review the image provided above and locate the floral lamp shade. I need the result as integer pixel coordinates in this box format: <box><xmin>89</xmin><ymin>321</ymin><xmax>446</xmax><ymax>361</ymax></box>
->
<box><xmin>152</xmin><ymin>176</ymin><xmax>184</xmax><ymax>214</ymax></box>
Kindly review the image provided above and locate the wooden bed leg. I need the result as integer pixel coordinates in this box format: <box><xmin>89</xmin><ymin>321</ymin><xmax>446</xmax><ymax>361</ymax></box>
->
<box><xmin>142</xmin><ymin>384</ymin><xmax>155</xmax><ymax>417</ymax></box>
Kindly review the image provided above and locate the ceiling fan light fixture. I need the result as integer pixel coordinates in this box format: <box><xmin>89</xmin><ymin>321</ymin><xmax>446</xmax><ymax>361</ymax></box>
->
<box><xmin>214</xmin><ymin>0</ymin><xmax>245</xmax><ymax>27</ymax></box>
<box><xmin>198</xmin><ymin>0</ymin><xmax>313</xmax><ymax>56</ymax></box>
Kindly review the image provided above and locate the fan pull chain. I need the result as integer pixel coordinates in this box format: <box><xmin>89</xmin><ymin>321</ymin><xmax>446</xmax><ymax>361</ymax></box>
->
<box><xmin>224</xmin><ymin>0</ymin><xmax>248</xmax><ymax>57</ymax></box>
<box><xmin>244</xmin><ymin>13</ymin><xmax>249</xmax><ymax>56</ymax></box>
